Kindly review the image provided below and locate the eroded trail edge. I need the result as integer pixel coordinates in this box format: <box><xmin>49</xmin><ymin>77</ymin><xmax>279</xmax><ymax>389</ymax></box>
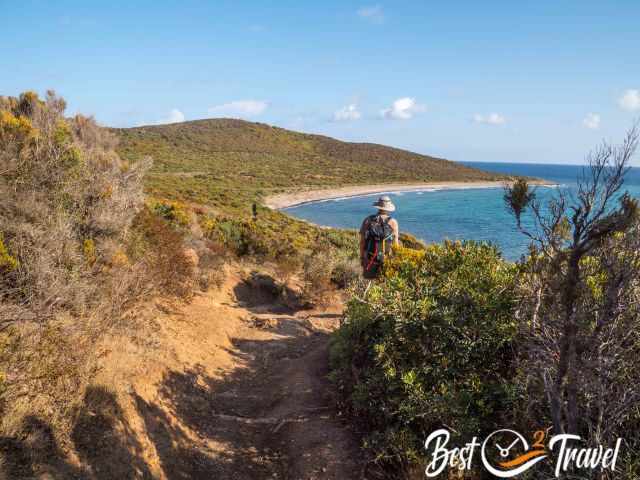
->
<box><xmin>80</xmin><ymin>266</ymin><xmax>363</xmax><ymax>480</ymax></box>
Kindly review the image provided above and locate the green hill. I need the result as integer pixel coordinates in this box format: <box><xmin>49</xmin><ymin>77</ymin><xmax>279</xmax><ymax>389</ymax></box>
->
<box><xmin>114</xmin><ymin>118</ymin><xmax>505</xmax><ymax>213</ymax></box>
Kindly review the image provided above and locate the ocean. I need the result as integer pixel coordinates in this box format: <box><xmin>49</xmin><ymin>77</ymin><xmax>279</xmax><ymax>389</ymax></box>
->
<box><xmin>283</xmin><ymin>162</ymin><xmax>640</xmax><ymax>260</ymax></box>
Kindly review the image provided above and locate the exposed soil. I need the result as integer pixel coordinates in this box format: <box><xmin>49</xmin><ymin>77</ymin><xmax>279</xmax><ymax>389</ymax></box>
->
<box><xmin>3</xmin><ymin>265</ymin><xmax>364</xmax><ymax>479</ymax></box>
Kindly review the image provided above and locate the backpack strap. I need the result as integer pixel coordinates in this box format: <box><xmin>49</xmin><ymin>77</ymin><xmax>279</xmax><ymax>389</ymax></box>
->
<box><xmin>380</xmin><ymin>215</ymin><xmax>394</xmax><ymax>240</ymax></box>
<box><xmin>364</xmin><ymin>240</ymin><xmax>379</xmax><ymax>272</ymax></box>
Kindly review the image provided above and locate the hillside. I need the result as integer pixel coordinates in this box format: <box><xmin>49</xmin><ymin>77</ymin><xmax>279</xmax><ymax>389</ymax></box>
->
<box><xmin>115</xmin><ymin>119</ymin><xmax>507</xmax><ymax>214</ymax></box>
<box><xmin>0</xmin><ymin>93</ymin><xmax>368</xmax><ymax>478</ymax></box>
<box><xmin>5</xmin><ymin>96</ymin><xmax>635</xmax><ymax>479</ymax></box>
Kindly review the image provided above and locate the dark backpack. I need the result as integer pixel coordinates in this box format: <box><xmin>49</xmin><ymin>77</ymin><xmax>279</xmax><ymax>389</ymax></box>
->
<box><xmin>362</xmin><ymin>214</ymin><xmax>394</xmax><ymax>278</ymax></box>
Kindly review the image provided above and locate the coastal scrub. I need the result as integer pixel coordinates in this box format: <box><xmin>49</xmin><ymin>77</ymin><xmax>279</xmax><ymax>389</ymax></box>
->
<box><xmin>330</xmin><ymin>241</ymin><xmax>518</xmax><ymax>474</ymax></box>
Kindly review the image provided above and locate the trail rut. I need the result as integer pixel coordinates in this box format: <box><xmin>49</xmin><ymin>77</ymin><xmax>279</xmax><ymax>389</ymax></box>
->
<box><xmin>83</xmin><ymin>268</ymin><xmax>364</xmax><ymax>479</ymax></box>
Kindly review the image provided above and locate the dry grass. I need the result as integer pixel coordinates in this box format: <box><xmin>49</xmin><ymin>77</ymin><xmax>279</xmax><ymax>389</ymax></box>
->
<box><xmin>128</xmin><ymin>207</ymin><xmax>195</xmax><ymax>299</ymax></box>
<box><xmin>0</xmin><ymin>91</ymin><xmax>150</xmax><ymax>324</ymax></box>
<box><xmin>0</xmin><ymin>92</ymin><xmax>215</xmax><ymax>463</ymax></box>
<box><xmin>300</xmin><ymin>249</ymin><xmax>359</xmax><ymax>305</ymax></box>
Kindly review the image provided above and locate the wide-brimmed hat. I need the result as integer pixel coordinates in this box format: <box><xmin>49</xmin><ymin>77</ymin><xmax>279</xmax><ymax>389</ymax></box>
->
<box><xmin>372</xmin><ymin>195</ymin><xmax>396</xmax><ymax>212</ymax></box>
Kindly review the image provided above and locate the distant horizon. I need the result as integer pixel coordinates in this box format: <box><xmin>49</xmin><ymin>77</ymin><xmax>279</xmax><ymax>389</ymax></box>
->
<box><xmin>461</xmin><ymin>159</ymin><xmax>640</xmax><ymax>168</ymax></box>
<box><xmin>5</xmin><ymin>1</ymin><xmax>640</xmax><ymax>165</ymax></box>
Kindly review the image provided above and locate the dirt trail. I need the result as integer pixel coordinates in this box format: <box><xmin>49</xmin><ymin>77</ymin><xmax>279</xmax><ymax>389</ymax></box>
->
<box><xmin>79</xmin><ymin>266</ymin><xmax>364</xmax><ymax>479</ymax></box>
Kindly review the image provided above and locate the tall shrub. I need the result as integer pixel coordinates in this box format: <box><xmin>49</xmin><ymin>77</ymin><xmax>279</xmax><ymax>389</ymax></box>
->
<box><xmin>0</xmin><ymin>91</ymin><xmax>150</xmax><ymax>323</ymax></box>
<box><xmin>0</xmin><ymin>91</ymin><xmax>152</xmax><ymax>434</ymax></box>
<box><xmin>330</xmin><ymin>241</ymin><xmax>518</xmax><ymax>474</ymax></box>
<box><xmin>505</xmin><ymin>125</ymin><xmax>640</xmax><ymax>479</ymax></box>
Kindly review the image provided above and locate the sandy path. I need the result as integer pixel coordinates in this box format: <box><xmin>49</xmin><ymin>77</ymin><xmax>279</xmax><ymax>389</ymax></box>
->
<box><xmin>265</xmin><ymin>180</ymin><xmax>553</xmax><ymax>209</ymax></box>
<box><xmin>59</xmin><ymin>267</ymin><xmax>364</xmax><ymax>480</ymax></box>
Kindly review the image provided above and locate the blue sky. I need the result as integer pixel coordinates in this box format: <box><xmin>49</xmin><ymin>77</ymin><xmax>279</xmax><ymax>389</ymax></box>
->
<box><xmin>3</xmin><ymin>1</ymin><xmax>640</xmax><ymax>164</ymax></box>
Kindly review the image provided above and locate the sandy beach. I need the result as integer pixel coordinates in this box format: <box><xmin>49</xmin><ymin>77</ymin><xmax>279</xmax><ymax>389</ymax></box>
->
<box><xmin>265</xmin><ymin>180</ymin><xmax>553</xmax><ymax>210</ymax></box>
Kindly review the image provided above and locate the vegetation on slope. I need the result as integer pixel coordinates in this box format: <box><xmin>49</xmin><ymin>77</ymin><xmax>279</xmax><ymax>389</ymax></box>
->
<box><xmin>115</xmin><ymin>118</ymin><xmax>460</xmax><ymax>279</ymax></box>
<box><xmin>7</xmin><ymin>91</ymin><xmax>638</xmax><ymax>479</ymax></box>
<box><xmin>0</xmin><ymin>92</ymin><xmax>367</xmax><ymax>476</ymax></box>
<box><xmin>330</xmin><ymin>127</ymin><xmax>640</xmax><ymax>479</ymax></box>
<box><xmin>0</xmin><ymin>92</ymin><xmax>200</xmax><ymax>444</ymax></box>
<box><xmin>331</xmin><ymin>242</ymin><xmax>519</xmax><ymax>476</ymax></box>
<box><xmin>115</xmin><ymin>118</ymin><xmax>507</xmax><ymax>214</ymax></box>
<box><xmin>0</xmin><ymin>92</ymin><xmax>542</xmax><ymax>478</ymax></box>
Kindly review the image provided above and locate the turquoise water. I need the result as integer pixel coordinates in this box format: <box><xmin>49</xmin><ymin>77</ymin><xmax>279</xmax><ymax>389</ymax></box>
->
<box><xmin>284</xmin><ymin>163</ymin><xmax>640</xmax><ymax>260</ymax></box>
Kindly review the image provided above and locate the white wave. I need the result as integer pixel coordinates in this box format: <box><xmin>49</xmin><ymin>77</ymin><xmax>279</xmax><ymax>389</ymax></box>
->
<box><xmin>282</xmin><ymin>184</ymin><xmax>517</xmax><ymax>209</ymax></box>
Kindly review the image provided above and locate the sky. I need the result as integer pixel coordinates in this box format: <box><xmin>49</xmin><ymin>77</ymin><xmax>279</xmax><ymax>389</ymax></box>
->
<box><xmin>2</xmin><ymin>0</ymin><xmax>640</xmax><ymax>165</ymax></box>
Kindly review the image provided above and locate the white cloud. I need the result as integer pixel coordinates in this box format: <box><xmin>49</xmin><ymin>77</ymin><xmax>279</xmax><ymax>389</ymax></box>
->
<box><xmin>473</xmin><ymin>113</ymin><xmax>506</xmax><ymax>125</ymax></box>
<box><xmin>208</xmin><ymin>100</ymin><xmax>268</xmax><ymax>118</ymax></box>
<box><xmin>156</xmin><ymin>108</ymin><xmax>185</xmax><ymax>125</ymax></box>
<box><xmin>582</xmin><ymin>112</ymin><xmax>601</xmax><ymax>130</ymax></box>
<box><xmin>333</xmin><ymin>104</ymin><xmax>361</xmax><ymax>121</ymax></box>
<box><xmin>618</xmin><ymin>89</ymin><xmax>640</xmax><ymax>111</ymax></box>
<box><xmin>380</xmin><ymin>97</ymin><xmax>425</xmax><ymax>120</ymax></box>
<box><xmin>357</xmin><ymin>5</ymin><xmax>384</xmax><ymax>23</ymax></box>
<box><xmin>167</xmin><ymin>109</ymin><xmax>185</xmax><ymax>123</ymax></box>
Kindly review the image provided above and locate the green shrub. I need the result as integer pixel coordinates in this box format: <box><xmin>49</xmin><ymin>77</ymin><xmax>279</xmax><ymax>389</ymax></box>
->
<box><xmin>330</xmin><ymin>240</ymin><xmax>518</xmax><ymax>473</ymax></box>
<box><xmin>201</xmin><ymin>216</ymin><xmax>266</xmax><ymax>256</ymax></box>
<box><xmin>302</xmin><ymin>251</ymin><xmax>335</xmax><ymax>302</ymax></box>
<box><xmin>151</xmin><ymin>199</ymin><xmax>191</xmax><ymax>228</ymax></box>
<box><xmin>330</xmin><ymin>251</ymin><xmax>360</xmax><ymax>288</ymax></box>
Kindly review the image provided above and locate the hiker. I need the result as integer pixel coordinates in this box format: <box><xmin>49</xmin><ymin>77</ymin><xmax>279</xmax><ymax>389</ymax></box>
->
<box><xmin>360</xmin><ymin>195</ymin><xmax>399</xmax><ymax>278</ymax></box>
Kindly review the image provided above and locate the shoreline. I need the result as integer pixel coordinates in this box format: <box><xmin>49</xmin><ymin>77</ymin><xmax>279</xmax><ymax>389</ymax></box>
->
<box><xmin>265</xmin><ymin>180</ymin><xmax>555</xmax><ymax>210</ymax></box>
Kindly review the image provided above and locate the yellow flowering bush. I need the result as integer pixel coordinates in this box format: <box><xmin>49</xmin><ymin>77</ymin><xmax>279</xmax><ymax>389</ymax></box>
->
<box><xmin>0</xmin><ymin>110</ymin><xmax>36</xmax><ymax>142</ymax></box>
<box><xmin>151</xmin><ymin>199</ymin><xmax>191</xmax><ymax>228</ymax></box>
<box><xmin>383</xmin><ymin>245</ymin><xmax>426</xmax><ymax>278</ymax></box>
<box><xmin>0</xmin><ymin>234</ymin><xmax>18</xmax><ymax>272</ymax></box>
<box><xmin>82</xmin><ymin>239</ymin><xmax>97</xmax><ymax>266</ymax></box>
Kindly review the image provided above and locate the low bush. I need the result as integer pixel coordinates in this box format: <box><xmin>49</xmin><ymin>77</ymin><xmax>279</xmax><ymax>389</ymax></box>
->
<box><xmin>330</xmin><ymin>241</ymin><xmax>518</xmax><ymax>475</ymax></box>
<box><xmin>194</xmin><ymin>240</ymin><xmax>229</xmax><ymax>291</ymax></box>
<box><xmin>300</xmin><ymin>234</ymin><xmax>361</xmax><ymax>303</ymax></box>
<box><xmin>302</xmin><ymin>251</ymin><xmax>335</xmax><ymax>302</ymax></box>
<box><xmin>330</xmin><ymin>255</ymin><xmax>360</xmax><ymax>289</ymax></box>
<box><xmin>128</xmin><ymin>207</ymin><xmax>195</xmax><ymax>299</ymax></box>
<box><xmin>201</xmin><ymin>216</ymin><xmax>269</xmax><ymax>257</ymax></box>
<box><xmin>274</xmin><ymin>251</ymin><xmax>302</xmax><ymax>284</ymax></box>
<box><xmin>398</xmin><ymin>232</ymin><xmax>426</xmax><ymax>251</ymax></box>
<box><xmin>151</xmin><ymin>199</ymin><xmax>191</xmax><ymax>228</ymax></box>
